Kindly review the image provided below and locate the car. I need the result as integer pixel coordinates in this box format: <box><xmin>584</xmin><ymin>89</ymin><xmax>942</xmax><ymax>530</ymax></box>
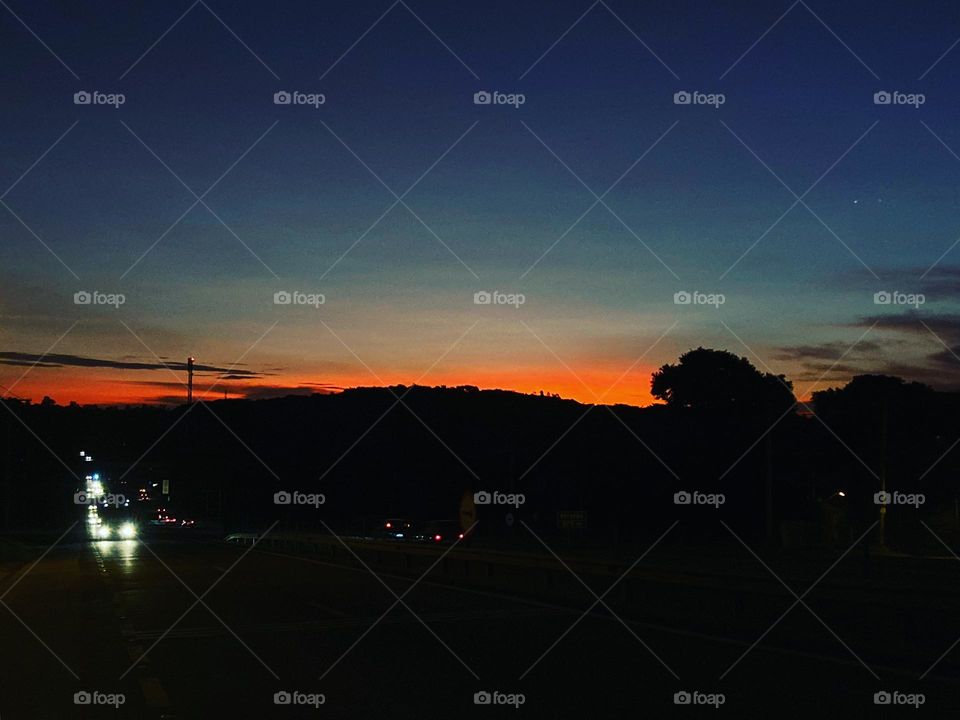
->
<box><xmin>376</xmin><ymin>518</ymin><xmax>470</xmax><ymax>544</ymax></box>
<box><xmin>378</xmin><ymin>518</ymin><xmax>414</xmax><ymax>540</ymax></box>
<box><xmin>89</xmin><ymin>510</ymin><xmax>139</xmax><ymax>540</ymax></box>
<box><xmin>403</xmin><ymin>520</ymin><xmax>465</xmax><ymax>544</ymax></box>
<box><xmin>149</xmin><ymin>507</ymin><xmax>196</xmax><ymax>527</ymax></box>
<box><xmin>409</xmin><ymin>520</ymin><xmax>468</xmax><ymax>545</ymax></box>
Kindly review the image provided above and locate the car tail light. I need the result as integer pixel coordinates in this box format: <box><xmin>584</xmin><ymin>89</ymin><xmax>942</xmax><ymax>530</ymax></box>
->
<box><xmin>434</xmin><ymin>534</ymin><xmax>442</xmax><ymax>542</ymax></box>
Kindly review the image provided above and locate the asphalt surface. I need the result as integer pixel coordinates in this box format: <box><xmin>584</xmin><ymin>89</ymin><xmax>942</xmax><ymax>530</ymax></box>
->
<box><xmin>1</xmin><ymin>533</ymin><xmax>957</xmax><ymax>719</ymax></box>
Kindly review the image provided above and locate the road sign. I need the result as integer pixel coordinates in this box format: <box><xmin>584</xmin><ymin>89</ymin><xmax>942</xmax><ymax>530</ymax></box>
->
<box><xmin>557</xmin><ymin>511</ymin><xmax>586</xmax><ymax>529</ymax></box>
<box><xmin>459</xmin><ymin>490</ymin><xmax>476</xmax><ymax>532</ymax></box>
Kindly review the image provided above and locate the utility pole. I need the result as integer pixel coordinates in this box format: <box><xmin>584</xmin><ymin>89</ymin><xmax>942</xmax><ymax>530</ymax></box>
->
<box><xmin>187</xmin><ymin>357</ymin><xmax>194</xmax><ymax>404</ymax></box>
<box><xmin>765</xmin><ymin>432</ymin><xmax>774</xmax><ymax>544</ymax></box>
<box><xmin>878</xmin><ymin>398</ymin><xmax>888</xmax><ymax>548</ymax></box>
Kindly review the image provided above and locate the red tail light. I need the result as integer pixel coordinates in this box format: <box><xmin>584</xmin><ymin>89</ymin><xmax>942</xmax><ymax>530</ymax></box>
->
<box><xmin>434</xmin><ymin>534</ymin><xmax>442</xmax><ymax>542</ymax></box>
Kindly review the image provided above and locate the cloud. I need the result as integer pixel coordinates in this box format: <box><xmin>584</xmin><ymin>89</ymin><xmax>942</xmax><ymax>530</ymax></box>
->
<box><xmin>238</xmin><ymin>384</ymin><xmax>341</xmax><ymax>400</ymax></box>
<box><xmin>115</xmin><ymin>378</ymin><xmax>343</xmax><ymax>403</ymax></box>
<box><xmin>851</xmin><ymin>313</ymin><xmax>960</xmax><ymax>371</ymax></box>
<box><xmin>916</xmin><ymin>266</ymin><xmax>960</xmax><ymax>297</ymax></box>
<box><xmin>773</xmin><ymin>340</ymin><xmax>884</xmax><ymax>362</ymax></box>
<box><xmin>0</xmin><ymin>351</ymin><xmax>266</xmax><ymax>378</ymax></box>
<box><xmin>853</xmin><ymin>311</ymin><xmax>960</xmax><ymax>339</ymax></box>
<box><xmin>777</xmin><ymin>311</ymin><xmax>960</xmax><ymax>390</ymax></box>
<box><xmin>773</xmin><ymin>343</ymin><xmax>887</xmax><ymax>387</ymax></box>
<box><xmin>145</xmin><ymin>384</ymin><xmax>340</xmax><ymax>404</ymax></box>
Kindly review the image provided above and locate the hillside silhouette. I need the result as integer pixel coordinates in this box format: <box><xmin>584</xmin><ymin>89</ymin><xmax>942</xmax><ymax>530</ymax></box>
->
<box><xmin>3</xmin><ymin>349</ymin><xmax>959</xmax><ymax>551</ymax></box>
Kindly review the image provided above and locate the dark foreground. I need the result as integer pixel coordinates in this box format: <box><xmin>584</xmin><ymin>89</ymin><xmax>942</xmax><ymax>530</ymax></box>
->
<box><xmin>0</xmin><ymin>531</ymin><xmax>956</xmax><ymax>719</ymax></box>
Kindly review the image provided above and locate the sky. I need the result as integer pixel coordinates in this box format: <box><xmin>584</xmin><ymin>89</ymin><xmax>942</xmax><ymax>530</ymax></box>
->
<box><xmin>2</xmin><ymin>0</ymin><xmax>960</xmax><ymax>406</ymax></box>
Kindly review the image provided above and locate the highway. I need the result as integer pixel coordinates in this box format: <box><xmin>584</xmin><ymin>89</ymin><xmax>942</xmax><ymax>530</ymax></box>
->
<box><xmin>0</xmin><ymin>532</ymin><xmax>956</xmax><ymax>718</ymax></box>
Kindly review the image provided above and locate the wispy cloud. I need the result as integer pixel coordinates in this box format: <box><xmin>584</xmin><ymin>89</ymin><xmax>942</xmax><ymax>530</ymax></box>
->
<box><xmin>777</xmin><ymin>311</ymin><xmax>960</xmax><ymax>389</ymax></box>
<box><xmin>0</xmin><ymin>351</ymin><xmax>266</xmax><ymax>378</ymax></box>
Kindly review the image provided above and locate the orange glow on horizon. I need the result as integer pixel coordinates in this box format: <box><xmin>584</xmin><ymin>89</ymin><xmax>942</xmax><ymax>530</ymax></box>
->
<box><xmin>2</xmin><ymin>362</ymin><xmax>661</xmax><ymax>408</ymax></box>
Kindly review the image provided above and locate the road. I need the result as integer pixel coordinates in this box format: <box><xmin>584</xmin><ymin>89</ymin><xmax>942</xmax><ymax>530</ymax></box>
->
<box><xmin>0</xmin><ymin>533</ymin><xmax>956</xmax><ymax>718</ymax></box>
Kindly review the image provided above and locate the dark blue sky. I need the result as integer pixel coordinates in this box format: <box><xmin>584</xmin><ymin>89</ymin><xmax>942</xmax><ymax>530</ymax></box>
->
<box><xmin>2</xmin><ymin>0</ymin><xmax>960</xmax><ymax>404</ymax></box>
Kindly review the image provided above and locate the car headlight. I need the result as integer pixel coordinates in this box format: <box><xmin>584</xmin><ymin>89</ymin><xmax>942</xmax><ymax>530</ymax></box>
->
<box><xmin>118</xmin><ymin>523</ymin><xmax>137</xmax><ymax>539</ymax></box>
<box><xmin>96</xmin><ymin>525</ymin><xmax>112</xmax><ymax>539</ymax></box>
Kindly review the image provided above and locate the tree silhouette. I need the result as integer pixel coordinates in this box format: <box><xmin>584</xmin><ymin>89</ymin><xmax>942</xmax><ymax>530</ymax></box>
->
<box><xmin>650</xmin><ymin>347</ymin><xmax>794</xmax><ymax>415</ymax></box>
<box><xmin>651</xmin><ymin>347</ymin><xmax>797</xmax><ymax>543</ymax></box>
<box><xmin>813</xmin><ymin>375</ymin><xmax>939</xmax><ymax>546</ymax></box>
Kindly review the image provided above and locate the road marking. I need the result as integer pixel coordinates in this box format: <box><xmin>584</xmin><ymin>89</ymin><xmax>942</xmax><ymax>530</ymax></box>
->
<box><xmin>90</xmin><ymin>543</ymin><xmax>174</xmax><ymax>713</ymax></box>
